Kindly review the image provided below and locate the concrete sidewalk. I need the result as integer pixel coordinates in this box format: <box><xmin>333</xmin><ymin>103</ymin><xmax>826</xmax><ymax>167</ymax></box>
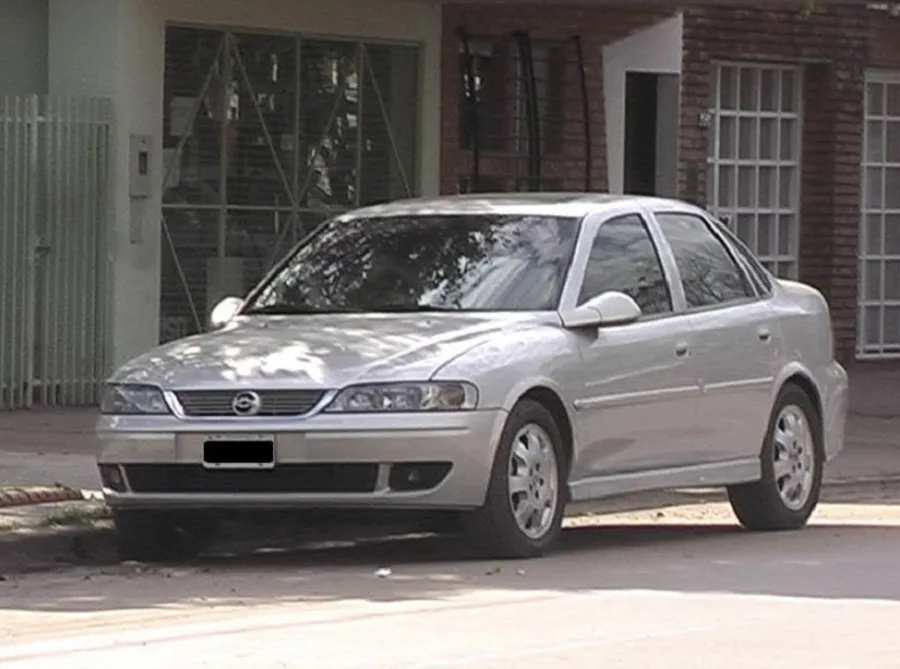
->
<box><xmin>0</xmin><ymin>366</ymin><xmax>898</xmax><ymax>494</ymax></box>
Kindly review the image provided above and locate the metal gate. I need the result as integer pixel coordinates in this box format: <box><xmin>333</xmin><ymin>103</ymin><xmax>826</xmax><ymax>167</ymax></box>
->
<box><xmin>707</xmin><ymin>62</ymin><xmax>803</xmax><ymax>279</ymax></box>
<box><xmin>160</xmin><ymin>27</ymin><xmax>421</xmax><ymax>342</ymax></box>
<box><xmin>858</xmin><ymin>71</ymin><xmax>900</xmax><ymax>358</ymax></box>
<box><xmin>0</xmin><ymin>95</ymin><xmax>112</xmax><ymax>409</ymax></box>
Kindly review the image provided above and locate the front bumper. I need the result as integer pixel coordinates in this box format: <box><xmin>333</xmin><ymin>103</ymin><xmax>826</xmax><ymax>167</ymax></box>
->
<box><xmin>96</xmin><ymin>410</ymin><xmax>508</xmax><ymax>511</ymax></box>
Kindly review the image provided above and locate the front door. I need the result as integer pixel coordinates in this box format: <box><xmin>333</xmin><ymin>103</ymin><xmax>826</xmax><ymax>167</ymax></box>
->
<box><xmin>569</xmin><ymin>212</ymin><xmax>700</xmax><ymax>480</ymax></box>
<box><xmin>653</xmin><ymin>211</ymin><xmax>779</xmax><ymax>463</ymax></box>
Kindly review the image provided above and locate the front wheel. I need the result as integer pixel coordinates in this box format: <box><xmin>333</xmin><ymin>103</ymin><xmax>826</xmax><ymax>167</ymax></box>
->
<box><xmin>463</xmin><ymin>400</ymin><xmax>567</xmax><ymax>559</ymax></box>
<box><xmin>727</xmin><ymin>384</ymin><xmax>824</xmax><ymax>531</ymax></box>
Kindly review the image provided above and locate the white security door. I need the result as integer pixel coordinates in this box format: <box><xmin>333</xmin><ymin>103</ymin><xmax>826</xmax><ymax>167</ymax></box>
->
<box><xmin>707</xmin><ymin>63</ymin><xmax>803</xmax><ymax>279</ymax></box>
<box><xmin>859</xmin><ymin>72</ymin><xmax>900</xmax><ymax>358</ymax></box>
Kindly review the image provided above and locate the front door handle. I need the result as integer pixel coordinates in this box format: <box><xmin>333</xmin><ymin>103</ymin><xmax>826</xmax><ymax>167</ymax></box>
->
<box><xmin>674</xmin><ymin>341</ymin><xmax>689</xmax><ymax>357</ymax></box>
<box><xmin>758</xmin><ymin>327</ymin><xmax>772</xmax><ymax>343</ymax></box>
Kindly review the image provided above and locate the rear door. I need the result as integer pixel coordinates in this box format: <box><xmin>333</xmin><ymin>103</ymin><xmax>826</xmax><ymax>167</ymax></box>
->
<box><xmin>651</xmin><ymin>210</ymin><xmax>780</xmax><ymax>464</ymax></box>
<box><xmin>569</xmin><ymin>212</ymin><xmax>700</xmax><ymax>479</ymax></box>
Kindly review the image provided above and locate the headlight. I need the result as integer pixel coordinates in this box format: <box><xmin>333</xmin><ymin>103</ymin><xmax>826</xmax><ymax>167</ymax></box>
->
<box><xmin>100</xmin><ymin>384</ymin><xmax>170</xmax><ymax>415</ymax></box>
<box><xmin>325</xmin><ymin>382</ymin><xmax>478</xmax><ymax>413</ymax></box>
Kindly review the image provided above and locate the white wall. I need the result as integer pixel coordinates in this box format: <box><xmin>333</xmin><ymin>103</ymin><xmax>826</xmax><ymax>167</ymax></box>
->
<box><xmin>0</xmin><ymin>0</ymin><xmax>48</xmax><ymax>93</ymax></box>
<box><xmin>603</xmin><ymin>13</ymin><xmax>683</xmax><ymax>195</ymax></box>
<box><xmin>46</xmin><ymin>0</ymin><xmax>442</xmax><ymax>370</ymax></box>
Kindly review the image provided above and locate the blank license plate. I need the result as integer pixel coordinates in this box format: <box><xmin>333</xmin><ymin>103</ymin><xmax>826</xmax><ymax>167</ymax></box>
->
<box><xmin>203</xmin><ymin>434</ymin><xmax>275</xmax><ymax>469</ymax></box>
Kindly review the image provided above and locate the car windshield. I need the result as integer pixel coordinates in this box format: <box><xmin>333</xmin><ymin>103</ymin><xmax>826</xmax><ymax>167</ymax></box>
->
<box><xmin>244</xmin><ymin>213</ymin><xmax>581</xmax><ymax>314</ymax></box>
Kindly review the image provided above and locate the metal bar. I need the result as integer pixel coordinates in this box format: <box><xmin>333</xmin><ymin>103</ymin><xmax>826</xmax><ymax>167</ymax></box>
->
<box><xmin>95</xmin><ymin>100</ymin><xmax>113</xmax><ymax>401</ymax></box>
<box><xmin>355</xmin><ymin>44</ymin><xmax>365</xmax><ymax>206</ymax></box>
<box><xmin>10</xmin><ymin>97</ymin><xmax>23</xmax><ymax>407</ymax></box>
<box><xmin>570</xmin><ymin>35</ymin><xmax>591</xmax><ymax>191</ymax></box>
<box><xmin>24</xmin><ymin>95</ymin><xmax>39</xmax><ymax>407</ymax></box>
<box><xmin>512</xmin><ymin>31</ymin><xmax>541</xmax><ymax>191</ymax></box>
<box><xmin>457</xmin><ymin>28</ymin><xmax>480</xmax><ymax>192</ymax></box>
<box><xmin>0</xmin><ymin>97</ymin><xmax>9</xmax><ymax>407</ymax></box>
<box><xmin>361</xmin><ymin>45</ymin><xmax>412</xmax><ymax>198</ymax></box>
<box><xmin>62</xmin><ymin>96</ymin><xmax>75</xmax><ymax>405</ymax></box>
<box><xmin>291</xmin><ymin>36</ymin><xmax>303</xmax><ymax>246</ymax></box>
<box><xmin>217</xmin><ymin>33</ymin><xmax>232</xmax><ymax>259</ymax></box>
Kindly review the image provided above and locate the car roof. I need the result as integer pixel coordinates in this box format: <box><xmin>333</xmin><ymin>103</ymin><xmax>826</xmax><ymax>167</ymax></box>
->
<box><xmin>341</xmin><ymin>193</ymin><xmax>702</xmax><ymax>220</ymax></box>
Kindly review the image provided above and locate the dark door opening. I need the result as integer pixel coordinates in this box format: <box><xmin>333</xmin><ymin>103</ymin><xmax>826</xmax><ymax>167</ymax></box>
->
<box><xmin>624</xmin><ymin>72</ymin><xmax>659</xmax><ymax>196</ymax></box>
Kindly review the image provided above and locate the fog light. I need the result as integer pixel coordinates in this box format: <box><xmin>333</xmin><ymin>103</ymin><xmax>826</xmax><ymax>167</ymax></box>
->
<box><xmin>388</xmin><ymin>462</ymin><xmax>452</xmax><ymax>492</ymax></box>
<box><xmin>99</xmin><ymin>464</ymin><xmax>127</xmax><ymax>493</ymax></box>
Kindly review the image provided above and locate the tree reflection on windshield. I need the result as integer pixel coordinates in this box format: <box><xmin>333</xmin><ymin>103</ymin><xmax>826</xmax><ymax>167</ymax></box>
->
<box><xmin>244</xmin><ymin>213</ymin><xmax>581</xmax><ymax>314</ymax></box>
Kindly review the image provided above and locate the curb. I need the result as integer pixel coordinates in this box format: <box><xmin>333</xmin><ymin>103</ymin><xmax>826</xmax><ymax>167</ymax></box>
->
<box><xmin>823</xmin><ymin>474</ymin><xmax>900</xmax><ymax>487</ymax></box>
<box><xmin>0</xmin><ymin>486</ymin><xmax>86</xmax><ymax>509</ymax></box>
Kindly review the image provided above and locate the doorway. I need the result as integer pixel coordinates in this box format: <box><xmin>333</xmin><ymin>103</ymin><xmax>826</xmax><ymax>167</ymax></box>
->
<box><xmin>623</xmin><ymin>72</ymin><xmax>679</xmax><ymax>197</ymax></box>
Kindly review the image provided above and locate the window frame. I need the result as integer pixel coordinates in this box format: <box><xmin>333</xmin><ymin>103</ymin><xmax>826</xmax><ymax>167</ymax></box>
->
<box><xmin>572</xmin><ymin>212</ymin><xmax>677</xmax><ymax>321</ymax></box>
<box><xmin>650</xmin><ymin>210</ymin><xmax>762</xmax><ymax>314</ymax></box>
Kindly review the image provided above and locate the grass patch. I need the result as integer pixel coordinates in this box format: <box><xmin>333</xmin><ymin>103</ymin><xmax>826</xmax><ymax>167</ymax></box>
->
<box><xmin>38</xmin><ymin>501</ymin><xmax>111</xmax><ymax>528</ymax></box>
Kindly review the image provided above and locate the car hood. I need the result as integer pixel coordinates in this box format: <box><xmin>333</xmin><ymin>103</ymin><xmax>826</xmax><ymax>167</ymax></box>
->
<box><xmin>110</xmin><ymin>312</ymin><xmax>553</xmax><ymax>390</ymax></box>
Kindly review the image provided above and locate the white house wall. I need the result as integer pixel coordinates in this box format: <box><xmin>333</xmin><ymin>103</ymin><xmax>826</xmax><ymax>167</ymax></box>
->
<box><xmin>45</xmin><ymin>0</ymin><xmax>442</xmax><ymax>371</ymax></box>
<box><xmin>602</xmin><ymin>13</ymin><xmax>683</xmax><ymax>195</ymax></box>
<box><xmin>0</xmin><ymin>0</ymin><xmax>48</xmax><ymax>93</ymax></box>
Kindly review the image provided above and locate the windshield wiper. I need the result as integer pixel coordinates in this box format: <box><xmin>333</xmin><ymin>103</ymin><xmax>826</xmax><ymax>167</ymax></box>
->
<box><xmin>242</xmin><ymin>304</ymin><xmax>358</xmax><ymax>316</ymax></box>
<box><xmin>372</xmin><ymin>304</ymin><xmax>461</xmax><ymax>313</ymax></box>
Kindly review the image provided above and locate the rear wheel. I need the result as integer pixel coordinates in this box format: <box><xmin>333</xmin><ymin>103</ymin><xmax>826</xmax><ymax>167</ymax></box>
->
<box><xmin>464</xmin><ymin>400</ymin><xmax>567</xmax><ymax>559</ymax></box>
<box><xmin>113</xmin><ymin>510</ymin><xmax>217</xmax><ymax>562</ymax></box>
<box><xmin>727</xmin><ymin>384</ymin><xmax>823</xmax><ymax>531</ymax></box>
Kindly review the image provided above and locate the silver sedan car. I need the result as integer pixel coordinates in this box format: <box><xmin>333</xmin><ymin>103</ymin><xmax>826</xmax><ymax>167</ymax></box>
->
<box><xmin>97</xmin><ymin>194</ymin><xmax>848</xmax><ymax>560</ymax></box>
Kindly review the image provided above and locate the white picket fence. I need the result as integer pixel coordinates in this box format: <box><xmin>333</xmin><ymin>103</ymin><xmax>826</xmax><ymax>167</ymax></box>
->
<box><xmin>0</xmin><ymin>95</ymin><xmax>113</xmax><ymax>409</ymax></box>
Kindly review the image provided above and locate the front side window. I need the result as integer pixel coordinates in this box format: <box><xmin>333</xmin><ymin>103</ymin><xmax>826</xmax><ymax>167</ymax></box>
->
<box><xmin>654</xmin><ymin>212</ymin><xmax>753</xmax><ymax>309</ymax></box>
<box><xmin>578</xmin><ymin>214</ymin><xmax>672</xmax><ymax>315</ymax></box>
<box><xmin>244</xmin><ymin>214</ymin><xmax>580</xmax><ymax>314</ymax></box>
<box><xmin>711</xmin><ymin>217</ymin><xmax>774</xmax><ymax>295</ymax></box>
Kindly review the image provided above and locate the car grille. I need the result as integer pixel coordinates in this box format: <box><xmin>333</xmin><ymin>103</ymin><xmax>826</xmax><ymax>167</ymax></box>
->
<box><xmin>124</xmin><ymin>464</ymin><xmax>379</xmax><ymax>494</ymax></box>
<box><xmin>174</xmin><ymin>390</ymin><xmax>325</xmax><ymax>417</ymax></box>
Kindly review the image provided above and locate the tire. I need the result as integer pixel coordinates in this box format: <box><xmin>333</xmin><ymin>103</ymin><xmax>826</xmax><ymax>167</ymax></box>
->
<box><xmin>113</xmin><ymin>509</ymin><xmax>217</xmax><ymax>562</ymax></box>
<box><xmin>727</xmin><ymin>383</ymin><xmax>824</xmax><ymax>531</ymax></box>
<box><xmin>463</xmin><ymin>399</ymin><xmax>568</xmax><ymax>559</ymax></box>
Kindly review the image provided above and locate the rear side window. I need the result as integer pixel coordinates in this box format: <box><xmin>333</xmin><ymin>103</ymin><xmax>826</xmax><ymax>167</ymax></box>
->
<box><xmin>711</xmin><ymin>218</ymin><xmax>774</xmax><ymax>295</ymax></box>
<box><xmin>654</xmin><ymin>212</ymin><xmax>753</xmax><ymax>309</ymax></box>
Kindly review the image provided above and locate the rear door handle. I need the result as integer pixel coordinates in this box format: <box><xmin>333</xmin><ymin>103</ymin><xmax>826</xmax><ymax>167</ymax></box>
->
<box><xmin>674</xmin><ymin>341</ymin><xmax>689</xmax><ymax>357</ymax></box>
<box><xmin>758</xmin><ymin>327</ymin><xmax>772</xmax><ymax>343</ymax></box>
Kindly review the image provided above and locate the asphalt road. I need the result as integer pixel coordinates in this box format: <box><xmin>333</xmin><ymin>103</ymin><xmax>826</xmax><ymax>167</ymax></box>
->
<box><xmin>1</xmin><ymin>485</ymin><xmax>900</xmax><ymax>669</ymax></box>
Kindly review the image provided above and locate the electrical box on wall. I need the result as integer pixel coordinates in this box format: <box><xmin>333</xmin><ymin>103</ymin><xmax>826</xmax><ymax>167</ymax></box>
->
<box><xmin>129</xmin><ymin>134</ymin><xmax>151</xmax><ymax>199</ymax></box>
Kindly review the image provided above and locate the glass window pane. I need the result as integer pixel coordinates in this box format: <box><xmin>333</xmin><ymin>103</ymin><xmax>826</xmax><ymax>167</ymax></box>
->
<box><xmin>739</xmin><ymin>68</ymin><xmax>758</xmax><ymax>111</ymax></box>
<box><xmin>778</xmin><ymin>168</ymin><xmax>797</xmax><ymax>209</ymax></box>
<box><xmin>886</xmin><ymin>214</ymin><xmax>900</xmax><ymax>255</ymax></box>
<box><xmin>777</xmin><ymin>214</ymin><xmax>794</xmax><ymax>256</ymax></box>
<box><xmin>579</xmin><ymin>215</ymin><xmax>672</xmax><ymax>314</ymax></box>
<box><xmin>736</xmin><ymin>213</ymin><xmax>754</xmax><ymax>248</ymax></box>
<box><xmin>760</xmin><ymin>69</ymin><xmax>778</xmax><ymax>112</ymax></box>
<box><xmin>864</xmin><ymin>306</ymin><xmax>882</xmax><ymax>347</ymax></box>
<box><xmin>887</xmin><ymin>83</ymin><xmax>900</xmax><ymax>117</ymax></box>
<box><xmin>655</xmin><ymin>213</ymin><xmax>752</xmax><ymax>308</ymax></box>
<box><xmin>885</xmin><ymin>307</ymin><xmax>900</xmax><ymax>348</ymax></box>
<box><xmin>886</xmin><ymin>168</ymin><xmax>900</xmax><ymax>209</ymax></box>
<box><xmin>781</xmin><ymin>70</ymin><xmax>797</xmax><ymax>112</ymax></box>
<box><xmin>738</xmin><ymin>167</ymin><xmax>756</xmax><ymax>207</ymax></box>
<box><xmin>887</xmin><ymin>121</ymin><xmax>900</xmax><ymax>163</ymax></box>
<box><xmin>867</xmin><ymin>82</ymin><xmax>884</xmax><ymax>116</ymax></box>
<box><xmin>865</xmin><ymin>260</ymin><xmax>882</xmax><ymax>300</ymax></box>
<box><xmin>886</xmin><ymin>261</ymin><xmax>900</xmax><ymax>300</ymax></box>
<box><xmin>719</xmin><ymin>66</ymin><xmax>738</xmax><ymax>110</ymax></box>
<box><xmin>867</xmin><ymin>121</ymin><xmax>884</xmax><ymax>163</ymax></box>
<box><xmin>758</xmin><ymin>166</ymin><xmax>776</xmax><ymax>208</ymax></box>
<box><xmin>865</xmin><ymin>167</ymin><xmax>884</xmax><ymax>209</ymax></box>
<box><xmin>757</xmin><ymin>213</ymin><xmax>774</xmax><ymax>256</ymax></box>
<box><xmin>866</xmin><ymin>213</ymin><xmax>884</xmax><ymax>255</ymax></box>
<box><xmin>718</xmin><ymin>165</ymin><xmax>736</xmax><ymax>207</ymax></box>
<box><xmin>759</xmin><ymin>118</ymin><xmax>777</xmax><ymax>160</ymax></box>
<box><xmin>719</xmin><ymin>116</ymin><xmax>737</xmax><ymax>159</ymax></box>
<box><xmin>738</xmin><ymin>117</ymin><xmax>758</xmax><ymax>159</ymax></box>
<box><xmin>779</xmin><ymin>119</ymin><xmax>797</xmax><ymax>160</ymax></box>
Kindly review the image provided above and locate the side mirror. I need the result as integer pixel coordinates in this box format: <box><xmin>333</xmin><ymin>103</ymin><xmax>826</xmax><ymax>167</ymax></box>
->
<box><xmin>209</xmin><ymin>296</ymin><xmax>244</xmax><ymax>329</ymax></box>
<box><xmin>560</xmin><ymin>291</ymin><xmax>642</xmax><ymax>329</ymax></box>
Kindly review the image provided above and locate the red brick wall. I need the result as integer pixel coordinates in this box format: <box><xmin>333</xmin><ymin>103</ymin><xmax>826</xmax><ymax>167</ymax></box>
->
<box><xmin>680</xmin><ymin>4</ymin><xmax>869</xmax><ymax>364</ymax></box>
